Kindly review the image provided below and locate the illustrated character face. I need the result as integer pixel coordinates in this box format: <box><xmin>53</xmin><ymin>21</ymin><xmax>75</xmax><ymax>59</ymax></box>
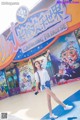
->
<box><xmin>61</xmin><ymin>47</ymin><xmax>78</xmax><ymax>65</ymax></box>
<box><xmin>23</xmin><ymin>72</ymin><xmax>28</xmax><ymax>82</ymax></box>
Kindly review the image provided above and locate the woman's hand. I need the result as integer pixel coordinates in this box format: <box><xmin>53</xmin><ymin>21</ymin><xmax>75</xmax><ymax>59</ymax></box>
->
<box><xmin>45</xmin><ymin>49</ymin><xmax>50</xmax><ymax>58</ymax></box>
<box><xmin>47</xmin><ymin>50</ymin><xmax>50</xmax><ymax>54</ymax></box>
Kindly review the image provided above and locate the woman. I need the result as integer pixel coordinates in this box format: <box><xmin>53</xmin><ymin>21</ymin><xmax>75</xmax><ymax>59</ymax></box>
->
<box><xmin>34</xmin><ymin>61</ymin><xmax>73</xmax><ymax>119</ymax></box>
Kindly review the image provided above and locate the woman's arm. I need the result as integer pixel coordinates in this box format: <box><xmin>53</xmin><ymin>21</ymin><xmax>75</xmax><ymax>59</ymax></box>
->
<box><xmin>36</xmin><ymin>82</ymin><xmax>39</xmax><ymax>91</ymax></box>
<box><xmin>34</xmin><ymin>72</ymin><xmax>40</xmax><ymax>95</ymax></box>
<box><xmin>42</xmin><ymin>50</ymin><xmax>50</xmax><ymax>68</ymax></box>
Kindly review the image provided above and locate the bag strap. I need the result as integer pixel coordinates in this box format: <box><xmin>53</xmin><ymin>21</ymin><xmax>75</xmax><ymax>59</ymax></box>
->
<box><xmin>37</xmin><ymin>71</ymin><xmax>41</xmax><ymax>83</ymax></box>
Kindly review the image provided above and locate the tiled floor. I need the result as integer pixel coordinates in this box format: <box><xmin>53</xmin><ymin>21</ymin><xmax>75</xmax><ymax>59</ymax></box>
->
<box><xmin>0</xmin><ymin>81</ymin><xmax>80</xmax><ymax>120</ymax></box>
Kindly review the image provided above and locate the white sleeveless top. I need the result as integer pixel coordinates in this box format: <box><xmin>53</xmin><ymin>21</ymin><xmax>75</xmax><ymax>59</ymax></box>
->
<box><xmin>35</xmin><ymin>69</ymin><xmax>50</xmax><ymax>85</ymax></box>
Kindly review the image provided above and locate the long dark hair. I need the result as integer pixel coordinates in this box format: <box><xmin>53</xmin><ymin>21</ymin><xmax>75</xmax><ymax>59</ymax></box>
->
<box><xmin>34</xmin><ymin>61</ymin><xmax>42</xmax><ymax>72</ymax></box>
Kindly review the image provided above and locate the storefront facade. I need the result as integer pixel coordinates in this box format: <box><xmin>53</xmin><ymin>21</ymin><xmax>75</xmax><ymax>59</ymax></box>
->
<box><xmin>0</xmin><ymin>1</ymin><xmax>80</xmax><ymax>99</ymax></box>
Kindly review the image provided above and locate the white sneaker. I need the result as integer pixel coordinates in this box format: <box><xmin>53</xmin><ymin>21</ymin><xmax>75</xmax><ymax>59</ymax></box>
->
<box><xmin>50</xmin><ymin>114</ymin><xmax>58</xmax><ymax>119</ymax></box>
<box><xmin>64</xmin><ymin>105</ymin><xmax>73</xmax><ymax>110</ymax></box>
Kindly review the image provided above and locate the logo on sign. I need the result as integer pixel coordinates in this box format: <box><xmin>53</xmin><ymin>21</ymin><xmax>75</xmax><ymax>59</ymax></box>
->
<box><xmin>16</xmin><ymin>6</ymin><xmax>29</xmax><ymax>23</ymax></box>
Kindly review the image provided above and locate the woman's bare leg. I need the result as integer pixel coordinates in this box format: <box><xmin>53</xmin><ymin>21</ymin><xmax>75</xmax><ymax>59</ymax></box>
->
<box><xmin>47</xmin><ymin>93</ymin><xmax>52</xmax><ymax>116</ymax></box>
<box><xmin>46</xmin><ymin>88</ymin><xmax>66</xmax><ymax>108</ymax></box>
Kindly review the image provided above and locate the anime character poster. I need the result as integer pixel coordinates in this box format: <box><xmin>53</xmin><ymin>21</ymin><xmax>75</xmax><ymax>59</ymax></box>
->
<box><xmin>49</xmin><ymin>32</ymin><xmax>80</xmax><ymax>84</ymax></box>
<box><xmin>18</xmin><ymin>60</ymin><xmax>35</xmax><ymax>93</ymax></box>
<box><xmin>5</xmin><ymin>64</ymin><xmax>20</xmax><ymax>96</ymax></box>
<box><xmin>0</xmin><ymin>70</ymin><xmax>9</xmax><ymax>100</ymax></box>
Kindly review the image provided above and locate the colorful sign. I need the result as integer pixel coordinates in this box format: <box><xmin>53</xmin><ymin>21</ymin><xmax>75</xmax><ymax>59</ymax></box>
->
<box><xmin>0</xmin><ymin>2</ymin><xmax>80</xmax><ymax>70</ymax></box>
<box><xmin>16</xmin><ymin>4</ymin><xmax>71</xmax><ymax>53</ymax></box>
